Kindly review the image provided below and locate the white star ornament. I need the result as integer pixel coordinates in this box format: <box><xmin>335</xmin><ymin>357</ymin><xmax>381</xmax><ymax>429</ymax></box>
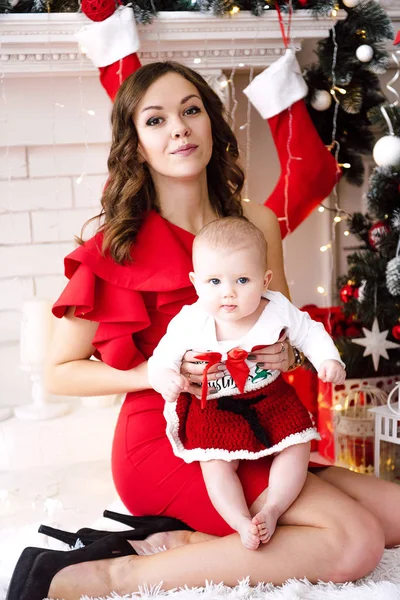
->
<box><xmin>352</xmin><ymin>317</ymin><xmax>400</xmax><ymax>371</ymax></box>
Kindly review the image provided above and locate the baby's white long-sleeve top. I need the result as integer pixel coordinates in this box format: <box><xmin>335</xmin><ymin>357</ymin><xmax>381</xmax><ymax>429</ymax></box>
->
<box><xmin>148</xmin><ymin>290</ymin><xmax>345</xmax><ymax>399</ymax></box>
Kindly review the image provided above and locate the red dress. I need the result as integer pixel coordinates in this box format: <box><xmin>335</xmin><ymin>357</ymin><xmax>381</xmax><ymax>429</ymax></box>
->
<box><xmin>53</xmin><ymin>210</ymin><xmax>322</xmax><ymax>537</ymax></box>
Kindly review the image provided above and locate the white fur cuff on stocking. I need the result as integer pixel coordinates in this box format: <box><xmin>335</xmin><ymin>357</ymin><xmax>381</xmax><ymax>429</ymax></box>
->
<box><xmin>243</xmin><ymin>48</ymin><xmax>308</xmax><ymax>119</ymax></box>
<box><xmin>75</xmin><ymin>6</ymin><xmax>140</xmax><ymax>68</ymax></box>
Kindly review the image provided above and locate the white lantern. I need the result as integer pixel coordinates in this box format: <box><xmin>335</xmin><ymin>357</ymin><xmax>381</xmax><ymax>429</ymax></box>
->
<box><xmin>373</xmin><ymin>135</ymin><xmax>400</xmax><ymax>168</ymax></box>
<box><xmin>311</xmin><ymin>90</ymin><xmax>332</xmax><ymax>111</ymax></box>
<box><xmin>356</xmin><ymin>45</ymin><xmax>374</xmax><ymax>63</ymax></box>
<box><xmin>343</xmin><ymin>0</ymin><xmax>360</xmax><ymax>6</ymax></box>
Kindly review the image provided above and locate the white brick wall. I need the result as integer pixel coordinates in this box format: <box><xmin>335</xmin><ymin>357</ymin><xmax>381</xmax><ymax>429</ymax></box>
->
<box><xmin>0</xmin><ymin>77</ymin><xmax>111</xmax><ymax>406</ymax></box>
<box><xmin>31</xmin><ymin>209</ymin><xmax>97</xmax><ymax>243</ymax></box>
<box><xmin>0</xmin><ymin>243</ymin><xmax>74</xmax><ymax>278</ymax></box>
<box><xmin>0</xmin><ymin>147</ymin><xmax>27</xmax><ymax>179</ymax></box>
<box><xmin>0</xmin><ymin>213</ymin><xmax>31</xmax><ymax>244</ymax></box>
<box><xmin>73</xmin><ymin>174</ymin><xmax>108</xmax><ymax>207</ymax></box>
<box><xmin>28</xmin><ymin>144</ymin><xmax>110</xmax><ymax>178</ymax></box>
<box><xmin>0</xmin><ymin>177</ymin><xmax>73</xmax><ymax>212</ymax></box>
<box><xmin>0</xmin><ymin>277</ymin><xmax>35</xmax><ymax>311</ymax></box>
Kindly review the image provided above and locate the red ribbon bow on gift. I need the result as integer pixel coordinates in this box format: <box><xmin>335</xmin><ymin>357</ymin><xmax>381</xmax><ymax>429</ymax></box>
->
<box><xmin>194</xmin><ymin>348</ymin><xmax>250</xmax><ymax>410</ymax></box>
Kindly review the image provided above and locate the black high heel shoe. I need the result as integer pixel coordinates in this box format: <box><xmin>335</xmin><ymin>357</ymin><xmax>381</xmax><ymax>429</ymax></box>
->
<box><xmin>38</xmin><ymin>514</ymin><xmax>194</xmax><ymax>547</ymax></box>
<box><xmin>6</xmin><ymin>534</ymin><xmax>137</xmax><ymax>600</ymax></box>
<box><xmin>103</xmin><ymin>509</ymin><xmax>194</xmax><ymax>532</ymax></box>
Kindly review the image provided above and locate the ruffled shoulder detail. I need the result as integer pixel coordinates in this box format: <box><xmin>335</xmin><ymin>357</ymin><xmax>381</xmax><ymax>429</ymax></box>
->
<box><xmin>52</xmin><ymin>211</ymin><xmax>196</xmax><ymax>370</ymax></box>
<box><xmin>53</xmin><ymin>258</ymin><xmax>152</xmax><ymax>370</ymax></box>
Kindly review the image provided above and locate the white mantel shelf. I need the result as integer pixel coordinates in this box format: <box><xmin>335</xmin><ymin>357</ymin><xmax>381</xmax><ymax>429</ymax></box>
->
<box><xmin>0</xmin><ymin>3</ymin><xmax>398</xmax><ymax>76</ymax></box>
<box><xmin>0</xmin><ymin>10</ymin><xmax>346</xmax><ymax>76</ymax></box>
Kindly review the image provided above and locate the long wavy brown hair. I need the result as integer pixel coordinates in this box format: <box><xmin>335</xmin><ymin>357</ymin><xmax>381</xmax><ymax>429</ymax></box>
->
<box><xmin>78</xmin><ymin>61</ymin><xmax>245</xmax><ymax>264</ymax></box>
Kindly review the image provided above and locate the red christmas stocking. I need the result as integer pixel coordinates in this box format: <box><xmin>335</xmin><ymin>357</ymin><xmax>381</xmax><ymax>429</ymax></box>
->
<box><xmin>77</xmin><ymin>0</ymin><xmax>142</xmax><ymax>101</ymax></box>
<box><xmin>267</xmin><ymin>100</ymin><xmax>338</xmax><ymax>238</ymax></box>
<box><xmin>244</xmin><ymin>49</ymin><xmax>338</xmax><ymax>238</ymax></box>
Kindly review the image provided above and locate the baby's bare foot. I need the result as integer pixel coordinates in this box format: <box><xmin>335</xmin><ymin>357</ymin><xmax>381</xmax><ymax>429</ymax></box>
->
<box><xmin>252</xmin><ymin>505</ymin><xmax>280</xmax><ymax>544</ymax></box>
<box><xmin>236</xmin><ymin>517</ymin><xmax>260</xmax><ymax>550</ymax></box>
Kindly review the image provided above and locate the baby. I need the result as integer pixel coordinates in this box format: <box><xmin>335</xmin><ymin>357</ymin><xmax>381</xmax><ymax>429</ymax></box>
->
<box><xmin>148</xmin><ymin>217</ymin><xmax>345</xmax><ymax>550</ymax></box>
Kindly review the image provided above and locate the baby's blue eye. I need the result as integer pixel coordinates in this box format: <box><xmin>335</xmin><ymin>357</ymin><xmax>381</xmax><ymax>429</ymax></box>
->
<box><xmin>209</xmin><ymin>278</ymin><xmax>221</xmax><ymax>285</ymax></box>
<box><xmin>237</xmin><ymin>277</ymin><xmax>249</xmax><ymax>284</ymax></box>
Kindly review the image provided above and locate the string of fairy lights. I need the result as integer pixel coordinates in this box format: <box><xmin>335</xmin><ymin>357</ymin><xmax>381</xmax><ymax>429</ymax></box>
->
<box><xmin>316</xmin><ymin>22</ymin><xmax>351</xmax><ymax>300</ymax></box>
<box><xmin>220</xmin><ymin>1</ymin><xmax>343</xmax><ymax>19</ymax></box>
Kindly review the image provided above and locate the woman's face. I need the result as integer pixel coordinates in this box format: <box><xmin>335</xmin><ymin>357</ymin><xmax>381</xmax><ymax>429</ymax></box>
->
<box><xmin>134</xmin><ymin>72</ymin><xmax>213</xmax><ymax>182</ymax></box>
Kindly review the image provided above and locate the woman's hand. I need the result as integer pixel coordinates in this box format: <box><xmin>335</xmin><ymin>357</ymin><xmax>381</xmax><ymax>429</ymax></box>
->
<box><xmin>247</xmin><ymin>334</ymin><xmax>294</xmax><ymax>373</ymax></box>
<box><xmin>180</xmin><ymin>350</ymin><xmax>226</xmax><ymax>396</ymax></box>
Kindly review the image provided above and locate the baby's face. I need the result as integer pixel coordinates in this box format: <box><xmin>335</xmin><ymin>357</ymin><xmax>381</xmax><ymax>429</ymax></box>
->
<box><xmin>190</xmin><ymin>244</ymin><xmax>271</xmax><ymax>322</ymax></box>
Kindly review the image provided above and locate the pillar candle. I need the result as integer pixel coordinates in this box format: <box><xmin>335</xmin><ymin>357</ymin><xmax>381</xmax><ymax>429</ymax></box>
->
<box><xmin>20</xmin><ymin>299</ymin><xmax>55</xmax><ymax>367</ymax></box>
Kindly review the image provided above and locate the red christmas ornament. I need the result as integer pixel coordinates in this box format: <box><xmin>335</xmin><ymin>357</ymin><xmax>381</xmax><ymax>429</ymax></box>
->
<box><xmin>81</xmin><ymin>0</ymin><xmax>116</xmax><ymax>21</ymax></box>
<box><xmin>392</xmin><ymin>324</ymin><xmax>400</xmax><ymax>340</ymax></box>
<box><xmin>340</xmin><ymin>283</ymin><xmax>359</xmax><ymax>304</ymax></box>
<box><xmin>368</xmin><ymin>221</ymin><xmax>390</xmax><ymax>249</ymax></box>
<box><xmin>344</xmin><ymin>325</ymin><xmax>361</xmax><ymax>338</ymax></box>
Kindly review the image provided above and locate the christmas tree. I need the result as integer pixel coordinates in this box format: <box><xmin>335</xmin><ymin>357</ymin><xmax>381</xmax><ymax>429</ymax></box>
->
<box><xmin>336</xmin><ymin>102</ymin><xmax>400</xmax><ymax>378</ymax></box>
<box><xmin>304</xmin><ymin>0</ymin><xmax>394</xmax><ymax>185</ymax></box>
<box><xmin>300</xmin><ymin>1</ymin><xmax>399</xmax><ymax>378</ymax></box>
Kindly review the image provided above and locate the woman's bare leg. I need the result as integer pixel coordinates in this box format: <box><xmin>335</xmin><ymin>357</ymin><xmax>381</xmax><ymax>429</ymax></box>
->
<box><xmin>316</xmin><ymin>466</ymin><xmax>400</xmax><ymax>547</ymax></box>
<box><xmin>48</xmin><ymin>473</ymin><xmax>385</xmax><ymax>600</ymax></box>
<box><xmin>132</xmin><ymin>528</ymin><xmax>217</xmax><ymax>555</ymax></box>
<box><xmin>201</xmin><ymin>459</ymin><xmax>260</xmax><ymax>550</ymax></box>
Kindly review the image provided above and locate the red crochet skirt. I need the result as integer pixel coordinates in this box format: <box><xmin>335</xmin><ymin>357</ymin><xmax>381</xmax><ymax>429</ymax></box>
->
<box><xmin>166</xmin><ymin>375</ymin><xmax>320</xmax><ymax>463</ymax></box>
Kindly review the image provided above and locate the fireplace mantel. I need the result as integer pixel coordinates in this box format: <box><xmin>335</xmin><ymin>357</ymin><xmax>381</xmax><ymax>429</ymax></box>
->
<box><xmin>0</xmin><ymin>3</ymin><xmax>398</xmax><ymax>76</ymax></box>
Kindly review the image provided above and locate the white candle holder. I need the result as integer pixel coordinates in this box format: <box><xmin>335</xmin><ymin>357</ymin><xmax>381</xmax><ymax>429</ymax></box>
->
<box><xmin>14</xmin><ymin>365</ymin><xmax>71</xmax><ymax>421</ymax></box>
<box><xmin>15</xmin><ymin>298</ymin><xmax>71</xmax><ymax>421</ymax></box>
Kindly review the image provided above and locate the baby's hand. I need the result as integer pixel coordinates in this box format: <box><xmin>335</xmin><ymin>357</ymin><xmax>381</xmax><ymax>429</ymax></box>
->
<box><xmin>162</xmin><ymin>372</ymin><xmax>190</xmax><ymax>403</ymax></box>
<box><xmin>318</xmin><ymin>360</ymin><xmax>346</xmax><ymax>385</ymax></box>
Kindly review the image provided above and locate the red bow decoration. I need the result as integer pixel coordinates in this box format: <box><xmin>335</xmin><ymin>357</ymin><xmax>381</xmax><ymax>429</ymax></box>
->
<box><xmin>194</xmin><ymin>348</ymin><xmax>250</xmax><ymax>410</ymax></box>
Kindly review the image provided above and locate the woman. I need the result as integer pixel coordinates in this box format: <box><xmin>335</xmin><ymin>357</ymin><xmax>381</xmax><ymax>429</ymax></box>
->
<box><xmin>8</xmin><ymin>61</ymin><xmax>400</xmax><ymax>600</ymax></box>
